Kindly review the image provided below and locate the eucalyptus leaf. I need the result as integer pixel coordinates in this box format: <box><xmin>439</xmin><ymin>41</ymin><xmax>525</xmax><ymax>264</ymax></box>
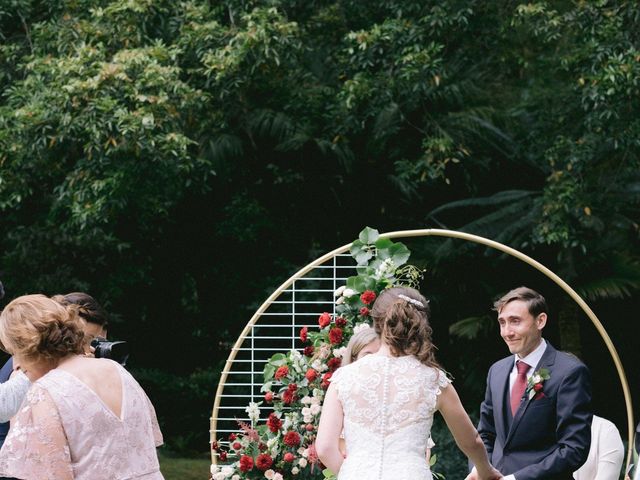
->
<box><xmin>358</xmin><ymin>226</ymin><xmax>379</xmax><ymax>244</ymax></box>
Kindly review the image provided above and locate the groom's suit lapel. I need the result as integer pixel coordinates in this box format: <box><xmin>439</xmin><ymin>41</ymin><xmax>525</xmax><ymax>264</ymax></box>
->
<box><xmin>504</xmin><ymin>343</ymin><xmax>557</xmax><ymax>448</ymax></box>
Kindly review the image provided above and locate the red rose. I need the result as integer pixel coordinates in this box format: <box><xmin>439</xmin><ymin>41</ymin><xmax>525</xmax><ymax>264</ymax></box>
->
<box><xmin>288</xmin><ymin>383</ymin><xmax>298</xmax><ymax>392</ymax></box>
<box><xmin>258</xmin><ymin>442</ymin><xmax>267</xmax><ymax>451</ymax></box>
<box><xmin>318</xmin><ymin>312</ymin><xmax>331</xmax><ymax>328</ymax></box>
<box><xmin>239</xmin><ymin>455</ymin><xmax>254</xmax><ymax>472</ymax></box>
<box><xmin>328</xmin><ymin>327</ymin><xmax>343</xmax><ymax>345</ymax></box>
<box><xmin>335</xmin><ymin>316</ymin><xmax>347</xmax><ymax>327</ymax></box>
<box><xmin>300</xmin><ymin>326</ymin><xmax>308</xmax><ymax>342</ymax></box>
<box><xmin>305</xmin><ymin>423</ymin><xmax>315</xmax><ymax>431</ymax></box>
<box><xmin>267</xmin><ymin>413</ymin><xmax>282</xmax><ymax>433</ymax></box>
<box><xmin>255</xmin><ymin>453</ymin><xmax>273</xmax><ymax>471</ymax></box>
<box><xmin>321</xmin><ymin>372</ymin><xmax>333</xmax><ymax>389</ymax></box>
<box><xmin>232</xmin><ymin>441</ymin><xmax>242</xmax><ymax>450</ymax></box>
<box><xmin>284</xmin><ymin>452</ymin><xmax>295</xmax><ymax>463</ymax></box>
<box><xmin>327</xmin><ymin>357</ymin><xmax>341</xmax><ymax>372</ymax></box>
<box><xmin>303</xmin><ymin>345</ymin><xmax>315</xmax><ymax>356</ymax></box>
<box><xmin>360</xmin><ymin>290</ymin><xmax>377</xmax><ymax>305</ymax></box>
<box><xmin>219</xmin><ymin>451</ymin><xmax>228</xmax><ymax>461</ymax></box>
<box><xmin>359</xmin><ymin>307</ymin><xmax>370</xmax><ymax>317</ymax></box>
<box><xmin>305</xmin><ymin>368</ymin><xmax>318</xmax><ymax>382</ymax></box>
<box><xmin>228</xmin><ymin>433</ymin><xmax>237</xmax><ymax>441</ymax></box>
<box><xmin>211</xmin><ymin>441</ymin><xmax>219</xmax><ymax>451</ymax></box>
<box><xmin>533</xmin><ymin>383</ymin><xmax>544</xmax><ymax>392</ymax></box>
<box><xmin>274</xmin><ymin>365</ymin><xmax>289</xmax><ymax>380</ymax></box>
<box><xmin>282</xmin><ymin>389</ymin><xmax>297</xmax><ymax>405</ymax></box>
<box><xmin>283</xmin><ymin>431</ymin><xmax>301</xmax><ymax>447</ymax></box>
<box><xmin>264</xmin><ymin>391</ymin><xmax>274</xmax><ymax>403</ymax></box>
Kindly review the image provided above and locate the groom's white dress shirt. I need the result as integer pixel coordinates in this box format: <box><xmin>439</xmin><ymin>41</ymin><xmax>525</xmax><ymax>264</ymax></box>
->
<box><xmin>503</xmin><ymin>338</ymin><xmax>547</xmax><ymax>480</ymax></box>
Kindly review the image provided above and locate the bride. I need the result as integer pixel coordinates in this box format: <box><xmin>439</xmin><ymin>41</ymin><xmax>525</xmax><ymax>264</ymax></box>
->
<box><xmin>316</xmin><ymin>287</ymin><xmax>501</xmax><ymax>480</ymax></box>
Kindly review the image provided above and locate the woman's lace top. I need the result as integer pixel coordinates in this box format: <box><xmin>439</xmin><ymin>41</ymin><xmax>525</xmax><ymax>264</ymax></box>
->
<box><xmin>331</xmin><ymin>354</ymin><xmax>450</xmax><ymax>480</ymax></box>
<box><xmin>0</xmin><ymin>360</ymin><xmax>164</xmax><ymax>480</ymax></box>
<box><xmin>0</xmin><ymin>371</ymin><xmax>30</xmax><ymax>423</ymax></box>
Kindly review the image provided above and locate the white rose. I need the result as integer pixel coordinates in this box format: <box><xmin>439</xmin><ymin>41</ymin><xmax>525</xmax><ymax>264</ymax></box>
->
<box><xmin>333</xmin><ymin>347</ymin><xmax>347</xmax><ymax>359</ymax></box>
<box><xmin>292</xmin><ymin>467</ymin><xmax>300</xmax><ymax>475</ymax></box>
<box><xmin>532</xmin><ymin>375</ymin><xmax>541</xmax><ymax>384</ymax></box>
<box><xmin>334</xmin><ymin>285</ymin><xmax>346</xmax><ymax>297</ymax></box>
<box><xmin>299</xmin><ymin>457</ymin><xmax>308</xmax><ymax>467</ymax></box>
<box><xmin>301</xmin><ymin>407</ymin><xmax>311</xmax><ymax>416</ymax></box>
<box><xmin>273</xmin><ymin>474</ymin><xmax>284</xmax><ymax>480</ymax></box>
<box><xmin>210</xmin><ymin>465</ymin><xmax>219</xmax><ymax>475</ymax></box>
<box><xmin>310</xmin><ymin>403</ymin><xmax>321</xmax><ymax>415</ymax></box>
<box><xmin>343</xmin><ymin>288</ymin><xmax>356</xmax><ymax>297</ymax></box>
<box><xmin>303</xmin><ymin>415</ymin><xmax>313</xmax><ymax>423</ymax></box>
<box><xmin>232</xmin><ymin>476</ymin><xmax>240</xmax><ymax>480</ymax></box>
<box><xmin>264</xmin><ymin>470</ymin><xmax>275</xmax><ymax>479</ymax></box>
<box><xmin>221</xmin><ymin>466</ymin><xmax>234</xmax><ymax>477</ymax></box>
<box><xmin>297</xmin><ymin>447</ymin><xmax>305</xmax><ymax>455</ymax></box>
<box><xmin>213</xmin><ymin>473</ymin><xmax>226</xmax><ymax>480</ymax></box>
<box><xmin>301</xmin><ymin>396</ymin><xmax>312</xmax><ymax>405</ymax></box>
<box><xmin>353</xmin><ymin>323</ymin><xmax>371</xmax><ymax>334</ymax></box>
<box><xmin>336</xmin><ymin>296</ymin><xmax>345</xmax><ymax>305</ymax></box>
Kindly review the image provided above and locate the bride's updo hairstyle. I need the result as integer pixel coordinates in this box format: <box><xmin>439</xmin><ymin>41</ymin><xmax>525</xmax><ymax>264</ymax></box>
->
<box><xmin>371</xmin><ymin>286</ymin><xmax>440</xmax><ymax>369</ymax></box>
<box><xmin>0</xmin><ymin>294</ymin><xmax>85</xmax><ymax>361</ymax></box>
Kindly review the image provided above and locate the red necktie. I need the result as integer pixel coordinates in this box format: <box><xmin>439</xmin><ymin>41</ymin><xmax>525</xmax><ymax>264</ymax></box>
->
<box><xmin>510</xmin><ymin>360</ymin><xmax>530</xmax><ymax>416</ymax></box>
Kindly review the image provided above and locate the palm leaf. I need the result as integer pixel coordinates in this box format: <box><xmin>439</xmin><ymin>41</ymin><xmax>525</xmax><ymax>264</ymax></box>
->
<box><xmin>449</xmin><ymin>315</ymin><xmax>493</xmax><ymax>339</ymax></box>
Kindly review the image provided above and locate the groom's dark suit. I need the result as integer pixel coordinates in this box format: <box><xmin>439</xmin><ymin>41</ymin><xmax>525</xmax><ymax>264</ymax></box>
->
<box><xmin>477</xmin><ymin>342</ymin><xmax>592</xmax><ymax>480</ymax></box>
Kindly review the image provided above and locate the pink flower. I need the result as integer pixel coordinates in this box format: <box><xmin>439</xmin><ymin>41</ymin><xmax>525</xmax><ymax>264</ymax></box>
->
<box><xmin>284</xmin><ymin>452</ymin><xmax>295</xmax><ymax>463</ymax></box>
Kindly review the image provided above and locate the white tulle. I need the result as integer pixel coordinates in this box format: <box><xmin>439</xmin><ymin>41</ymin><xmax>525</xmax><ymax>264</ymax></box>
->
<box><xmin>331</xmin><ymin>354</ymin><xmax>450</xmax><ymax>480</ymax></box>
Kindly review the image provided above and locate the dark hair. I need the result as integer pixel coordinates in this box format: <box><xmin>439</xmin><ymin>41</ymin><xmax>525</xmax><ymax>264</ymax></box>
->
<box><xmin>493</xmin><ymin>286</ymin><xmax>548</xmax><ymax>318</ymax></box>
<box><xmin>370</xmin><ymin>287</ymin><xmax>440</xmax><ymax>369</ymax></box>
<box><xmin>52</xmin><ymin>292</ymin><xmax>109</xmax><ymax>328</ymax></box>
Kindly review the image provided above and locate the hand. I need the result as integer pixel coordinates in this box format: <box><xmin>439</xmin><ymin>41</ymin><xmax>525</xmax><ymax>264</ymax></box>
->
<box><xmin>477</xmin><ymin>466</ymin><xmax>502</xmax><ymax>480</ymax></box>
<box><xmin>464</xmin><ymin>467</ymin><xmax>479</xmax><ymax>480</ymax></box>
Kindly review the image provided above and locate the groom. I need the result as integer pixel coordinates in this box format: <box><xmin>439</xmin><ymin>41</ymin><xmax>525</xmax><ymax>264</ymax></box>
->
<box><xmin>467</xmin><ymin>287</ymin><xmax>592</xmax><ymax>480</ymax></box>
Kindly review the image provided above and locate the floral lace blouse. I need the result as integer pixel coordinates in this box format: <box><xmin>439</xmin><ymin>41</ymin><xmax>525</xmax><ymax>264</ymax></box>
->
<box><xmin>0</xmin><ymin>360</ymin><xmax>164</xmax><ymax>480</ymax></box>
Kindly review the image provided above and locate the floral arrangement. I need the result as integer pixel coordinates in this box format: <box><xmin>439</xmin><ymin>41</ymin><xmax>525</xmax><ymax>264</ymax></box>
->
<box><xmin>210</xmin><ymin>227</ymin><xmax>423</xmax><ymax>480</ymax></box>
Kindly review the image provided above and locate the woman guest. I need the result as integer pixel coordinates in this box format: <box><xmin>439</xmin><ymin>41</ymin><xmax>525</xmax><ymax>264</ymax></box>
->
<box><xmin>0</xmin><ymin>294</ymin><xmax>164</xmax><ymax>480</ymax></box>
<box><xmin>316</xmin><ymin>286</ymin><xmax>500</xmax><ymax>480</ymax></box>
<box><xmin>341</xmin><ymin>325</ymin><xmax>381</xmax><ymax>366</ymax></box>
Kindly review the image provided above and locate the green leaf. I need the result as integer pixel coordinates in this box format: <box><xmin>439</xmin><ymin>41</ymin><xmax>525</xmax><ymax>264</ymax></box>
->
<box><xmin>374</xmin><ymin>237</ymin><xmax>394</xmax><ymax>249</ymax></box>
<box><xmin>389</xmin><ymin>243</ymin><xmax>410</xmax><ymax>266</ymax></box>
<box><xmin>358</xmin><ymin>226</ymin><xmax>379</xmax><ymax>244</ymax></box>
<box><xmin>263</xmin><ymin>364</ymin><xmax>276</xmax><ymax>381</ymax></box>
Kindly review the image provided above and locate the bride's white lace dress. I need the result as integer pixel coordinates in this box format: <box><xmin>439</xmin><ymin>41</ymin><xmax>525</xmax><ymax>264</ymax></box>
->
<box><xmin>330</xmin><ymin>353</ymin><xmax>450</xmax><ymax>480</ymax></box>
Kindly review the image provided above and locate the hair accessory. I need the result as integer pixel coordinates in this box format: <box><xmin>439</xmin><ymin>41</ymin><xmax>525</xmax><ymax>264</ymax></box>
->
<box><xmin>397</xmin><ymin>294</ymin><xmax>426</xmax><ymax>308</ymax></box>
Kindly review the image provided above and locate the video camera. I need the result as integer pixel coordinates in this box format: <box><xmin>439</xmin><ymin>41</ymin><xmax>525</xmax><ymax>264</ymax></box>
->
<box><xmin>90</xmin><ymin>337</ymin><xmax>129</xmax><ymax>366</ymax></box>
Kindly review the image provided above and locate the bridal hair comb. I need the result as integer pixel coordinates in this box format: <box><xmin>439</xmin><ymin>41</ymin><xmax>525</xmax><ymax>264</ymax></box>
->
<box><xmin>397</xmin><ymin>294</ymin><xmax>427</xmax><ymax>308</ymax></box>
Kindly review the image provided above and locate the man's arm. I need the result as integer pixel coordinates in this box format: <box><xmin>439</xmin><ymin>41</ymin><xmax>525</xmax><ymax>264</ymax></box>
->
<box><xmin>477</xmin><ymin>366</ymin><xmax>497</xmax><ymax>458</ymax></box>
<box><xmin>511</xmin><ymin>363</ymin><xmax>592</xmax><ymax>480</ymax></box>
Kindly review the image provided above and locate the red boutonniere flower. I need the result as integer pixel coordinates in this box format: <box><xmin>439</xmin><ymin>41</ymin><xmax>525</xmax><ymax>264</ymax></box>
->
<box><xmin>526</xmin><ymin>368</ymin><xmax>550</xmax><ymax>400</ymax></box>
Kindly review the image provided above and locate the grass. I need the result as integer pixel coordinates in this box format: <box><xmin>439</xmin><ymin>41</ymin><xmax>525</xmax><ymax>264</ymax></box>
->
<box><xmin>158</xmin><ymin>452</ymin><xmax>211</xmax><ymax>480</ymax></box>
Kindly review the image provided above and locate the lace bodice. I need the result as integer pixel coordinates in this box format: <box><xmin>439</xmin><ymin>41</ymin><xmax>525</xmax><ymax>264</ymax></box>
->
<box><xmin>331</xmin><ymin>354</ymin><xmax>450</xmax><ymax>480</ymax></box>
<box><xmin>0</xmin><ymin>360</ymin><xmax>164</xmax><ymax>480</ymax></box>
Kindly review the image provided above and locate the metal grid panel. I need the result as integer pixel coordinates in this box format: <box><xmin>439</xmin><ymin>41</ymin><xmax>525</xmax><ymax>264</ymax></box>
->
<box><xmin>211</xmin><ymin>253</ymin><xmax>356</xmax><ymax>441</ymax></box>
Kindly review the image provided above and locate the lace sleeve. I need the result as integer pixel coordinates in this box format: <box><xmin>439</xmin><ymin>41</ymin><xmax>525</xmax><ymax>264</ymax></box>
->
<box><xmin>145</xmin><ymin>392</ymin><xmax>164</xmax><ymax>447</ymax></box>
<box><xmin>329</xmin><ymin>367</ymin><xmax>346</xmax><ymax>394</ymax></box>
<box><xmin>0</xmin><ymin>384</ymin><xmax>73</xmax><ymax>480</ymax></box>
<box><xmin>435</xmin><ymin>369</ymin><xmax>451</xmax><ymax>395</ymax></box>
<box><xmin>0</xmin><ymin>370</ymin><xmax>30</xmax><ymax>422</ymax></box>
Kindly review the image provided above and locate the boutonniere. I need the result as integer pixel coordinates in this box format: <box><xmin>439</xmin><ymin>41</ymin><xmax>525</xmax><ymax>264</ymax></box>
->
<box><xmin>526</xmin><ymin>368</ymin><xmax>550</xmax><ymax>400</ymax></box>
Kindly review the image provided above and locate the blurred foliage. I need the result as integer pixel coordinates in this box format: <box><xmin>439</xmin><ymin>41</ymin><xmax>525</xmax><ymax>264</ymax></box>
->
<box><xmin>0</xmin><ymin>0</ymin><xmax>639</xmax><ymax>456</ymax></box>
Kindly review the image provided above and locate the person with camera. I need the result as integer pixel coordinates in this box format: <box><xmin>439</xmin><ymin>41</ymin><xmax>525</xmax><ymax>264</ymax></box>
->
<box><xmin>0</xmin><ymin>294</ymin><xmax>163</xmax><ymax>479</ymax></box>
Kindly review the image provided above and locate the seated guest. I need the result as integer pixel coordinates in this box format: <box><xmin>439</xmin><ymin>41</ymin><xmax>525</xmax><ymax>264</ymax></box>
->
<box><xmin>573</xmin><ymin>415</ymin><xmax>624</xmax><ymax>480</ymax></box>
<box><xmin>0</xmin><ymin>294</ymin><xmax>164</xmax><ymax>480</ymax></box>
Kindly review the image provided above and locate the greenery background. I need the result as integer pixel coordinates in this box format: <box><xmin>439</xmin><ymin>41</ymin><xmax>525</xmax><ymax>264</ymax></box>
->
<box><xmin>0</xmin><ymin>0</ymin><xmax>639</xmax><ymax>477</ymax></box>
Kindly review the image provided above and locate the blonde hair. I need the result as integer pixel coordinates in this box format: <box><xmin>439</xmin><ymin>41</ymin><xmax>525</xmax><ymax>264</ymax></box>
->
<box><xmin>371</xmin><ymin>286</ymin><xmax>440</xmax><ymax>369</ymax></box>
<box><xmin>0</xmin><ymin>294</ymin><xmax>86</xmax><ymax>361</ymax></box>
<box><xmin>341</xmin><ymin>327</ymin><xmax>379</xmax><ymax>366</ymax></box>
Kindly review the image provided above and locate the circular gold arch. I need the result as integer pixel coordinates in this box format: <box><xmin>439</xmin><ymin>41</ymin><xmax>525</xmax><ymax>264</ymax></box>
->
<box><xmin>211</xmin><ymin>228</ymin><xmax>634</xmax><ymax>471</ymax></box>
